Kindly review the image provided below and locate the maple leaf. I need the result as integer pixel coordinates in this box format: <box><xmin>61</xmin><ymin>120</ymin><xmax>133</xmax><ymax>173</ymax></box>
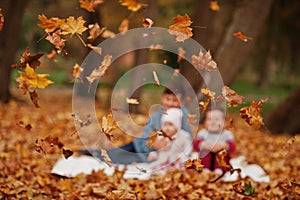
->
<box><xmin>233</xmin><ymin>31</ymin><xmax>252</xmax><ymax>42</ymax></box>
<box><xmin>168</xmin><ymin>14</ymin><xmax>193</xmax><ymax>42</ymax></box>
<box><xmin>72</xmin><ymin>63</ymin><xmax>84</xmax><ymax>81</ymax></box>
<box><xmin>0</xmin><ymin>8</ymin><xmax>4</xmax><ymax>32</ymax></box>
<box><xmin>86</xmin><ymin>55</ymin><xmax>112</xmax><ymax>84</ymax></box>
<box><xmin>45</xmin><ymin>30</ymin><xmax>66</xmax><ymax>51</ymax></box>
<box><xmin>79</xmin><ymin>0</ymin><xmax>104</xmax><ymax>12</ymax></box>
<box><xmin>119</xmin><ymin>18</ymin><xmax>129</xmax><ymax>34</ymax></box>
<box><xmin>142</xmin><ymin>18</ymin><xmax>154</xmax><ymax>28</ymax></box>
<box><xmin>222</xmin><ymin>85</ymin><xmax>245</xmax><ymax>107</ymax></box>
<box><xmin>17</xmin><ymin>64</ymin><xmax>54</xmax><ymax>91</ymax></box>
<box><xmin>120</xmin><ymin>0</ymin><xmax>146</xmax><ymax>12</ymax></box>
<box><xmin>216</xmin><ymin>149</ymin><xmax>231</xmax><ymax>169</ymax></box>
<box><xmin>210</xmin><ymin>1</ymin><xmax>220</xmax><ymax>11</ymax></box>
<box><xmin>38</xmin><ymin>14</ymin><xmax>64</xmax><ymax>33</ymax></box>
<box><xmin>240</xmin><ymin>98</ymin><xmax>268</xmax><ymax>129</ymax></box>
<box><xmin>19</xmin><ymin>47</ymin><xmax>43</xmax><ymax>69</ymax></box>
<box><xmin>146</xmin><ymin>132</ymin><xmax>158</xmax><ymax>147</ymax></box>
<box><xmin>101</xmin><ymin>113</ymin><xmax>117</xmax><ymax>140</ymax></box>
<box><xmin>60</xmin><ymin>16</ymin><xmax>87</xmax><ymax>36</ymax></box>
<box><xmin>191</xmin><ymin>50</ymin><xmax>217</xmax><ymax>71</ymax></box>
<box><xmin>201</xmin><ymin>88</ymin><xmax>216</xmax><ymax>101</ymax></box>
<box><xmin>88</xmin><ymin>23</ymin><xmax>103</xmax><ymax>40</ymax></box>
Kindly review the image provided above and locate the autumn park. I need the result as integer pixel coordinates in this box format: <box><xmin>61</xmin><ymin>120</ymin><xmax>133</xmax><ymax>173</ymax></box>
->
<box><xmin>0</xmin><ymin>0</ymin><xmax>299</xmax><ymax>199</ymax></box>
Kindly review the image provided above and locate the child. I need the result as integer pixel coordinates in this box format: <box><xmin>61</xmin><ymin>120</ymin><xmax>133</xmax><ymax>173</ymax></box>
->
<box><xmin>79</xmin><ymin>85</ymin><xmax>192</xmax><ymax>164</ymax></box>
<box><xmin>193</xmin><ymin>108</ymin><xmax>235</xmax><ymax>174</ymax></box>
<box><xmin>147</xmin><ymin>108</ymin><xmax>192</xmax><ymax>170</ymax></box>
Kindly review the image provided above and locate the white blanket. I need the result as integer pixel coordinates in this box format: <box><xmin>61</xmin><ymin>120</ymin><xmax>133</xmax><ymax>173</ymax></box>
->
<box><xmin>51</xmin><ymin>155</ymin><xmax>270</xmax><ymax>182</ymax></box>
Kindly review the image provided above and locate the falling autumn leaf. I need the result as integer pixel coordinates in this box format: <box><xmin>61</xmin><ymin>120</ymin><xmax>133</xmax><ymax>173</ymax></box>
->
<box><xmin>19</xmin><ymin>47</ymin><xmax>44</xmax><ymax>69</ymax></box>
<box><xmin>142</xmin><ymin>18</ymin><xmax>154</xmax><ymax>28</ymax></box>
<box><xmin>45</xmin><ymin>30</ymin><xmax>66</xmax><ymax>51</ymax></box>
<box><xmin>60</xmin><ymin>16</ymin><xmax>88</xmax><ymax>36</ymax></box>
<box><xmin>79</xmin><ymin>0</ymin><xmax>104</xmax><ymax>12</ymax></box>
<box><xmin>88</xmin><ymin>23</ymin><xmax>102</xmax><ymax>40</ymax></box>
<box><xmin>87</xmin><ymin>44</ymin><xmax>102</xmax><ymax>55</ymax></box>
<box><xmin>126</xmin><ymin>97</ymin><xmax>139</xmax><ymax>105</ymax></box>
<box><xmin>29</xmin><ymin>90</ymin><xmax>40</xmax><ymax>108</ymax></box>
<box><xmin>240</xmin><ymin>98</ymin><xmax>268</xmax><ymax>129</ymax></box>
<box><xmin>153</xmin><ymin>70</ymin><xmax>160</xmax><ymax>86</ymax></box>
<box><xmin>216</xmin><ymin>149</ymin><xmax>231</xmax><ymax>169</ymax></box>
<box><xmin>86</xmin><ymin>54</ymin><xmax>112</xmax><ymax>84</ymax></box>
<box><xmin>168</xmin><ymin>14</ymin><xmax>193</xmax><ymax>42</ymax></box>
<box><xmin>119</xmin><ymin>18</ymin><xmax>129</xmax><ymax>34</ymax></box>
<box><xmin>62</xmin><ymin>148</ymin><xmax>73</xmax><ymax>159</ymax></box>
<box><xmin>38</xmin><ymin>14</ymin><xmax>64</xmax><ymax>33</ymax></box>
<box><xmin>72</xmin><ymin>63</ymin><xmax>84</xmax><ymax>81</ymax></box>
<box><xmin>102</xmin><ymin>113</ymin><xmax>117</xmax><ymax>140</ymax></box>
<box><xmin>233</xmin><ymin>31</ymin><xmax>252</xmax><ymax>42</ymax></box>
<box><xmin>0</xmin><ymin>8</ymin><xmax>4</xmax><ymax>32</ymax></box>
<box><xmin>171</xmin><ymin>68</ymin><xmax>180</xmax><ymax>79</ymax></box>
<box><xmin>185</xmin><ymin>158</ymin><xmax>204</xmax><ymax>172</ymax></box>
<box><xmin>222</xmin><ymin>85</ymin><xmax>245</xmax><ymax>107</ymax></box>
<box><xmin>120</xmin><ymin>0</ymin><xmax>146</xmax><ymax>12</ymax></box>
<box><xmin>210</xmin><ymin>1</ymin><xmax>220</xmax><ymax>11</ymax></box>
<box><xmin>101</xmin><ymin>149</ymin><xmax>113</xmax><ymax>167</ymax></box>
<box><xmin>192</xmin><ymin>50</ymin><xmax>217</xmax><ymax>71</ymax></box>
<box><xmin>146</xmin><ymin>132</ymin><xmax>158</xmax><ymax>147</ymax></box>
<box><xmin>177</xmin><ymin>47</ymin><xmax>185</xmax><ymax>62</ymax></box>
<box><xmin>201</xmin><ymin>88</ymin><xmax>216</xmax><ymax>101</ymax></box>
<box><xmin>199</xmin><ymin>100</ymin><xmax>210</xmax><ymax>113</ymax></box>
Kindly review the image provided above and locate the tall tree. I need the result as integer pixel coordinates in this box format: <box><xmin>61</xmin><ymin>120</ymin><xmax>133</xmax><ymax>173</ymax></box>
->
<box><xmin>0</xmin><ymin>0</ymin><xmax>28</xmax><ymax>102</ymax></box>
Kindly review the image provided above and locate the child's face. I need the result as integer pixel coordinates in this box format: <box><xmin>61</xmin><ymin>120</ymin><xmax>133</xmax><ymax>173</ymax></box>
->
<box><xmin>204</xmin><ymin>110</ymin><xmax>225</xmax><ymax>133</ymax></box>
<box><xmin>161</xmin><ymin>94</ymin><xmax>181</xmax><ymax>109</ymax></box>
<box><xmin>161</xmin><ymin>121</ymin><xmax>178</xmax><ymax>137</ymax></box>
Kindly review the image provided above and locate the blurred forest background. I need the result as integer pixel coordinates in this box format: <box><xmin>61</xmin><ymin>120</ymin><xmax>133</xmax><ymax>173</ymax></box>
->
<box><xmin>0</xmin><ymin>0</ymin><xmax>300</xmax><ymax>134</ymax></box>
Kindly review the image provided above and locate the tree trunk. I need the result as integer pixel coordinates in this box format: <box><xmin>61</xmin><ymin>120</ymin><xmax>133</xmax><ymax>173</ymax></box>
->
<box><xmin>265</xmin><ymin>85</ymin><xmax>300</xmax><ymax>135</ymax></box>
<box><xmin>0</xmin><ymin>0</ymin><xmax>28</xmax><ymax>102</ymax></box>
<box><xmin>215</xmin><ymin>0</ymin><xmax>273</xmax><ymax>85</ymax></box>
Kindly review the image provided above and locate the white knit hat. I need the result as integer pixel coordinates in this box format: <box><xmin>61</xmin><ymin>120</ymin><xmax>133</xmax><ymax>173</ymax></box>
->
<box><xmin>161</xmin><ymin>108</ymin><xmax>183</xmax><ymax>130</ymax></box>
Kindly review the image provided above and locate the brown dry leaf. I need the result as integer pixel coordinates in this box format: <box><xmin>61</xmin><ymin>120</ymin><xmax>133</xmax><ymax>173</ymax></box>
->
<box><xmin>216</xmin><ymin>149</ymin><xmax>231</xmax><ymax>169</ymax></box>
<box><xmin>126</xmin><ymin>97</ymin><xmax>139</xmax><ymax>105</ymax></box>
<box><xmin>16</xmin><ymin>121</ymin><xmax>32</xmax><ymax>131</ymax></box>
<box><xmin>149</xmin><ymin>44</ymin><xmax>163</xmax><ymax>50</ymax></box>
<box><xmin>177</xmin><ymin>47</ymin><xmax>185</xmax><ymax>62</ymax></box>
<box><xmin>87</xmin><ymin>44</ymin><xmax>102</xmax><ymax>55</ymax></box>
<box><xmin>142</xmin><ymin>18</ymin><xmax>154</xmax><ymax>28</ymax></box>
<box><xmin>168</xmin><ymin>14</ymin><xmax>193</xmax><ymax>42</ymax></box>
<box><xmin>222</xmin><ymin>85</ymin><xmax>245</xmax><ymax>107</ymax></box>
<box><xmin>38</xmin><ymin>14</ymin><xmax>64</xmax><ymax>33</ymax></box>
<box><xmin>233</xmin><ymin>31</ymin><xmax>252</xmax><ymax>42</ymax></box>
<box><xmin>45</xmin><ymin>30</ymin><xmax>66</xmax><ymax>51</ymax></box>
<box><xmin>210</xmin><ymin>1</ymin><xmax>220</xmax><ymax>11</ymax></box>
<box><xmin>46</xmin><ymin>50</ymin><xmax>57</xmax><ymax>60</ymax></box>
<box><xmin>60</xmin><ymin>16</ymin><xmax>88</xmax><ymax>36</ymax></box>
<box><xmin>102</xmin><ymin>113</ymin><xmax>117</xmax><ymax>140</ymax></box>
<box><xmin>120</xmin><ymin>0</ymin><xmax>146</xmax><ymax>12</ymax></box>
<box><xmin>240</xmin><ymin>98</ymin><xmax>268</xmax><ymax>129</ymax></box>
<box><xmin>0</xmin><ymin>8</ymin><xmax>4</xmax><ymax>32</ymax></box>
<box><xmin>146</xmin><ymin>132</ymin><xmax>158</xmax><ymax>147</ymax></box>
<box><xmin>19</xmin><ymin>47</ymin><xmax>43</xmax><ymax>69</ymax></box>
<box><xmin>153</xmin><ymin>70</ymin><xmax>160</xmax><ymax>86</ymax></box>
<box><xmin>79</xmin><ymin>0</ymin><xmax>104</xmax><ymax>12</ymax></box>
<box><xmin>119</xmin><ymin>18</ymin><xmax>129</xmax><ymax>34</ymax></box>
<box><xmin>72</xmin><ymin>63</ymin><xmax>84</xmax><ymax>80</ymax></box>
<box><xmin>71</xmin><ymin>113</ymin><xmax>93</xmax><ymax>127</ymax></box>
<box><xmin>29</xmin><ymin>90</ymin><xmax>40</xmax><ymax>108</ymax></box>
<box><xmin>191</xmin><ymin>50</ymin><xmax>217</xmax><ymax>71</ymax></box>
<box><xmin>86</xmin><ymin>54</ymin><xmax>112</xmax><ymax>84</ymax></box>
<box><xmin>171</xmin><ymin>68</ymin><xmax>180</xmax><ymax>79</ymax></box>
<box><xmin>101</xmin><ymin>149</ymin><xmax>113</xmax><ymax>167</ymax></box>
<box><xmin>101</xmin><ymin>29</ymin><xmax>116</xmax><ymax>38</ymax></box>
<box><xmin>88</xmin><ymin>22</ymin><xmax>102</xmax><ymax>40</ymax></box>
<box><xmin>201</xmin><ymin>88</ymin><xmax>216</xmax><ymax>101</ymax></box>
<box><xmin>107</xmin><ymin>189</ymin><xmax>137</xmax><ymax>199</ymax></box>
<box><xmin>62</xmin><ymin>148</ymin><xmax>73</xmax><ymax>159</ymax></box>
<box><xmin>35</xmin><ymin>135</ymin><xmax>64</xmax><ymax>156</ymax></box>
<box><xmin>185</xmin><ymin>158</ymin><xmax>204</xmax><ymax>172</ymax></box>
<box><xmin>199</xmin><ymin>100</ymin><xmax>210</xmax><ymax>113</ymax></box>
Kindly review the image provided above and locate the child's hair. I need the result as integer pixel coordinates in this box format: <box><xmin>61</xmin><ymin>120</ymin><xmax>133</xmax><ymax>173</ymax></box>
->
<box><xmin>162</xmin><ymin>83</ymin><xmax>185</xmax><ymax>97</ymax></box>
<box><xmin>205</xmin><ymin>107</ymin><xmax>226</xmax><ymax>119</ymax></box>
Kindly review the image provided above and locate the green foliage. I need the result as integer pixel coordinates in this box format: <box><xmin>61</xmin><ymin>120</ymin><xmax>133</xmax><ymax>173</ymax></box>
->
<box><xmin>244</xmin><ymin>181</ymin><xmax>256</xmax><ymax>197</ymax></box>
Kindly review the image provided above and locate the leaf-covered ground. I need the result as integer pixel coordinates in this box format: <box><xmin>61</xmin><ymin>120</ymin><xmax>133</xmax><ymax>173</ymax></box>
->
<box><xmin>0</xmin><ymin>87</ymin><xmax>299</xmax><ymax>199</ymax></box>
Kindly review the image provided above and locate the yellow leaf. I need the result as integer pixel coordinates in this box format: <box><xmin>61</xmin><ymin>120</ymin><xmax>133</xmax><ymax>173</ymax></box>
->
<box><xmin>210</xmin><ymin>1</ymin><xmax>220</xmax><ymax>11</ymax></box>
<box><xmin>61</xmin><ymin>16</ymin><xmax>88</xmax><ymax>36</ymax></box>
<box><xmin>38</xmin><ymin>14</ymin><xmax>64</xmax><ymax>33</ymax></box>
<box><xmin>17</xmin><ymin>64</ymin><xmax>53</xmax><ymax>90</ymax></box>
<box><xmin>120</xmin><ymin>0</ymin><xmax>146</xmax><ymax>12</ymax></box>
<box><xmin>79</xmin><ymin>0</ymin><xmax>104</xmax><ymax>12</ymax></box>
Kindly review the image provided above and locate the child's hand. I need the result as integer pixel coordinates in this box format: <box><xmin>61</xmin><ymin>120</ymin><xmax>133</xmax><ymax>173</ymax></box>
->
<box><xmin>153</xmin><ymin>138</ymin><xmax>171</xmax><ymax>151</ymax></box>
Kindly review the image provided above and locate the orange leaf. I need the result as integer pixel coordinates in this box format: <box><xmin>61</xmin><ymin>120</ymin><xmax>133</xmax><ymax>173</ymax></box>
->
<box><xmin>185</xmin><ymin>158</ymin><xmax>204</xmax><ymax>172</ymax></box>
<box><xmin>38</xmin><ymin>14</ymin><xmax>64</xmax><ymax>33</ymax></box>
<box><xmin>199</xmin><ymin>100</ymin><xmax>210</xmax><ymax>113</ymax></box>
<box><xmin>142</xmin><ymin>18</ymin><xmax>154</xmax><ymax>28</ymax></box>
<box><xmin>19</xmin><ymin>47</ymin><xmax>43</xmax><ymax>69</ymax></box>
<box><xmin>29</xmin><ymin>90</ymin><xmax>40</xmax><ymax>108</ymax></box>
<box><xmin>0</xmin><ymin>8</ymin><xmax>4</xmax><ymax>32</ymax></box>
<box><xmin>146</xmin><ymin>132</ymin><xmax>158</xmax><ymax>147</ymax></box>
<box><xmin>86</xmin><ymin>54</ymin><xmax>112</xmax><ymax>84</ymax></box>
<box><xmin>191</xmin><ymin>50</ymin><xmax>217</xmax><ymax>71</ymax></box>
<box><xmin>120</xmin><ymin>0</ymin><xmax>146</xmax><ymax>12</ymax></box>
<box><xmin>88</xmin><ymin>23</ymin><xmax>102</xmax><ymax>40</ymax></box>
<box><xmin>73</xmin><ymin>63</ymin><xmax>84</xmax><ymax>80</ymax></box>
<box><xmin>240</xmin><ymin>98</ymin><xmax>268</xmax><ymax>128</ymax></box>
<box><xmin>210</xmin><ymin>1</ymin><xmax>220</xmax><ymax>11</ymax></box>
<box><xmin>102</xmin><ymin>113</ymin><xmax>117</xmax><ymax>140</ymax></box>
<box><xmin>79</xmin><ymin>0</ymin><xmax>104</xmax><ymax>12</ymax></box>
<box><xmin>216</xmin><ymin>149</ymin><xmax>231</xmax><ymax>169</ymax></box>
<box><xmin>233</xmin><ymin>31</ymin><xmax>252</xmax><ymax>42</ymax></box>
<box><xmin>168</xmin><ymin>14</ymin><xmax>193</xmax><ymax>42</ymax></box>
<box><xmin>119</xmin><ymin>18</ymin><xmax>129</xmax><ymax>34</ymax></box>
<box><xmin>45</xmin><ymin>30</ymin><xmax>66</xmax><ymax>51</ymax></box>
<box><xmin>201</xmin><ymin>88</ymin><xmax>216</xmax><ymax>101</ymax></box>
<box><xmin>101</xmin><ymin>149</ymin><xmax>113</xmax><ymax>167</ymax></box>
<box><xmin>60</xmin><ymin>16</ymin><xmax>87</xmax><ymax>36</ymax></box>
<box><xmin>46</xmin><ymin>50</ymin><xmax>57</xmax><ymax>60</ymax></box>
<box><xmin>222</xmin><ymin>85</ymin><xmax>245</xmax><ymax>107</ymax></box>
